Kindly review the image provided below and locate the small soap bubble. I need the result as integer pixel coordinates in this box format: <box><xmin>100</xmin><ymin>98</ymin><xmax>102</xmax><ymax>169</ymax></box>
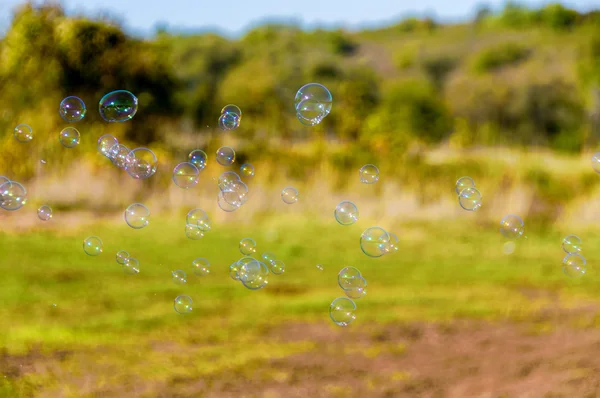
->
<box><xmin>383</xmin><ymin>233</ymin><xmax>399</xmax><ymax>253</ymax></box>
<box><xmin>217</xmin><ymin>191</ymin><xmax>241</xmax><ymax>212</ymax></box>
<box><xmin>270</xmin><ymin>260</ymin><xmax>285</xmax><ymax>275</ymax></box>
<box><xmin>216</xmin><ymin>146</ymin><xmax>236</xmax><ymax>166</ymax></box>
<box><xmin>294</xmin><ymin>83</ymin><xmax>332</xmax><ymax>125</ymax></box>
<box><xmin>109</xmin><ymin>144</ymin><xmax>132</xmax><ymax>169</ymax></box>
<box><xmin>338</xmin><ymin>266</ymin><xmax>362</xmax><ymax>291</ymax></box>
<box><xmin>229</xmin><ymin>261</ymin><xmax>241</xmax><ymax>281</ymax></box>
<box><xmin>240</xmin><ymin>238</ymin><xmax>257</xmax><ymax>255</ymax></box>
<box><xmin>455</xmin><ymin>176</ymin><xmax>476</xmax><ymax>195</ymax></box>
<box><xmin>240</xmin><ymin>163</ymin><xmax>255</xmax><ymax>178</ymax></box>
<box><xmin>0</xmin><ymin>180</ymin><xmax>27</xmax><ymax>211</ymax></box>
<box><xmin>185</xmin><ymin>224</ymin><xmax>204</xmax><ymax>240</ymax></box>
<box><xmin>192</xmin><ymin>258</ymin><xmax>210</xmax><ymax>276</ymax></box>
<box><xmin>37</xmin><ymin>205</ymin><xmax>52</xmax><ymax>221</ymax></box>
<box><xmin>125</xmin><ymin>148</ymin><xmax>158</xmax><ymax>179</ymax></box>
<box><xmin>99</xmin><ymin>90</ymin><xmax>138</xmax><ymax>122</ymax></box>
<box><xmin>188</xmin><ymin>149</ymin><xmax>208</xmax><ymax>170</ymax></box>
<box><xmin>458</xmin><ymin>187</ymin><xmax>482</xmax><ymax>211</ymax></box>
<box><xmin>500</xmin><ymin>214</ymin><xmax>525</xmax><ymax>240</ymax></box>
<box><xmin>345</xmin><ymin>277</ymin><xmax>367</xmax><ymax>300</ymax></box>
<box><xmin>359</xmin><ymin>164</ymin><xmax>379</xmax><ymax>184</ymax></box>
<box><xmin>316</xmin><ymin>264</ymin><xmax>324</xmax><ymax>271</ymax></box>
<box><xmin>186</xmin><ymin>208</ymin><xmax>211</xmax><ymax>231</ymax></box>
<box><xmin>218</xmin><ymin>112</ymin><xmax>240</xmax><ymax>131</ymax></box>
<box><xmin>334</xmin><ymin>201</ymin><xmax>359</xmax><ymax>225</ymax></box>
<box><xmin>360</xmin><ymin>227</ymin><xmax>390</xmax><ymax>258</ymax></box>
<box><xmin>563</xmin><ymin>253</ymin><xmax>586</xmax><ymax>278</ymax></box>
<box><xmin>329</xmin><ymin>297</ymin><xmax>356</xmax><ymax>327</ymax></box>
<box><xmin>261</xmin><ymin>252</ymin><xmax>277</xmax><ymax>264</ymax></box>
<box><xmin>116</xmin><ymin>250</ymin><xmax>130</xmax><ymax>265</ymax></box>
<box><xmin>172</xmin><ymin>162</ymin><xmax>199</xmax><ymax>189</ymax></box>
<box><xmin>281</xmin><ymin>187</ymin><xmax>299</xmax><ymax>204</ymax></box>
<box><xmin>562</xmin><ymin>235</ymin><xmax>582</xmax><ymax>254</ymax></box>
<box><xmin>174</xmin><ymin>295</ymin><xmax>193</xmax><ymax>314</ymax></box>
<box><xmin>59</xmin><ymin>127</ymin><xmax>81</xmax><ymax>148</ymax></box>
<box><xmin>218</xmin><ymin>171</ymin><xmax>241</xmax><ymax>191</ymax></box>
<box><xmin>124</xmin><ymin>203</ymin><xmax>150</xmax><ymax>229</ymax></box>
<box><xmin>98</xmin><ymin>135</ymin><xmax>119</xmax><ymax>158</ymax></box>
<box><xmin>172</xmin><ymin>270</ymin><xmax>187</xmax><ymax>285</ymax></box>
<box><xmin>59</xmin><ymin>96</ymin><xmax>86</xmax><ymax>122</ymax></box>
<box><xmin>241</xmin><ymin>261</ymin><xmax>269</xmax><ymax>290</ymax></box>
<box><xmin>40</xmin><ymin>159</ymin><xmax>47</xmax><ymax>165</ymax></box>
<box><xmin>14</xmin><ymin>124</ymin><xmax>33</xmax><ymax>143</ymax></box>
<box><xmin>221</xmin><ymin>104</ymin><xmax>242</xmax><ymax>119</ymax></box>
<box><xmin>83</xmin><ymin>236</ymin><xmax>103</xmax><ymax>256</ymax></box>
<box><xmin>123</xmin><ymin>257</ymin><xmax>140</xmax><ymax>275</ymax></box>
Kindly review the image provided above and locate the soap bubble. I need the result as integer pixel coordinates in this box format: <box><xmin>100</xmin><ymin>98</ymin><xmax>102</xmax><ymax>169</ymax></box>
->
<box><xmin>59</xmin><ymin>96</ymin><xmax>86</xmax><ymax>122</ymax></box>
<box><xmin>359</xmin><ymin>164</ymin><xmax>379</xmax><ymax>184</ymax></box>
<box><xmin>0</xmin><ymin>181</ymin><xmax>27</xmax><ymax>211</ymax></box>
<box><xmin>125</xmin><ymin>148</ymin><xmax>158</xmax><ymax>179</ymax></box>
<box><xmin>562</xmin><ymin>235</ymin><xmax>582</xmax><ymax>254</ymax></box>
<box><xmin>123</xmin><ymin>257</ymin><xmax>140</xmax><ymax>275</ymax></box>
<box><xmin>109</xmin><ymin>144</ymin><xmax>132</xmax><ymax>169</ymax></box>
<box><xmin>192</xmin><ymin>258</ymin><xmax>210</xmax><ymax>276</ymax></box>
<box><xmin>360</xmin><ymin>227</ymin><xmax>390</xmax><ymax>258</ymax></box>
<box><xmin>59</xmin><ymin>127</ymin><xmax>80</xmax><ymax>148</ymax></box>
<box><xmin>240</xmin><ymin>238</ymin><xmax>257</xmax><ymax>255</ymax></box>
<box><xmin>329</xmin><ymin>297</ymin><xmax>356</xmax><ymax>327</ymax></box>
<box><xmin>455</xmin><ymin>176</ymin><xmax>476</xmax><ymax>195</ymax></box>
<box><xmin>383</xmin><ymin>233</ymin><xmax>400</xmax><ymax>254</ymax></box>
<box><xmin>98</xmin><ymin>90</ymin><xmax>138</xmax><ymax>122</ymax></box>
<box><xmin>218</xmin><ymin>112</ymin><xmax>240</xmax><ymax>131</ymax></box>
<box><xmin>270</xmin><ymin>260</ymin><xmax>285</xmax><ymax>275</ymax></box>
<box><xmin>229</xmin><ymin>262</ymin><xmax>241</xmax><ymax>281</ymax></box>
<box><xmin>458</xmin><ymin>187</ymin><xmax>482</xmax><ymax>211</ymax></box>
<box><xmin>188</xmin><ymin>149</ymin><xmax>208</xmax><ymax>170</ymax></box>
<box><xmin>338</xmin><ymin>266</ymin><xmax>362</xmax><ymax>291</ymax></box>
<box><xmin>334</xmin><ymin>201</ymin><xmax>359</xmax><ymax>225</ymax></box>
<box><xmin>217</xmin><ymin>191</ymin><xmax>241</xmax><ymax>212</ymax></box>
<box><xmin>237</xmin><ymin>257</ymin><xmax>262</xmax><ymax>282</ymax></box>
<box><xmin>185</xmin><ymin>224</ymin><xmax>204</xmax><ymax>240</ymax></box>
<box><xmin>294</xmin><ymin>83</ymin><xmax>332</xmax><ymax>125</ymax></box>
<box><xmin>172</xmin><ymin>270</ymin><xmax>187</xmax><ymax>285</ymax></box>
<box><xmin>14</xmin><ymin>124</ymin><xmax>33</xmax><ymax>143</ymax></box>
<box><xmin>116</xmin><ymin>250</ymin><xmax>130</xmax><ymax>265</ymax></box>
<box><xmin>37</xmin><ymin>205</ymin><xmax>52</xmax><ymax>221</ymax></box>
<box><xmin>124</xmin><ymin>203</ymin><xmax>150</xmax><ymax>229</ymax></box>
<box><xmin>97</xmin><ymin>135</ymin><xmax>119</xmax><ymax>158</ymax></box>
<box><xmin>218</xmin><ymin>171</ymin><xmax>241</xmax><ymax>191</ymax></box>
<box><xmin>241</xmin><ymin>261</ymin><xmax>269</xmax><ymax>290</ymax></box>
<box><xmin>281</xmin><ymin>187</ymin><xmax>299</xmax><ymax>204</ymax></box>
<box><xmin>216</xmin><ymin>146</ymin><xmax>236</xmax><ymax>166</ymax></box>
<box><xmin>563</xmin><ymin>253</ymin><xmax>586</xmax><ymax>278</ymax></box>
<box><xmin>500</xmin><ymin>215</ymin><xmax>525</xmax><ymax>239</ymax></box>
<box><xmin>221</xmin><ymin>104</ymin><xmax>242</xmax><ymax>119</ymax></box>
<box><xmin>240</xmin><ymin>163</ymin><xmax>255</xmax><ymax>178</ymax></box>
<box><xmin>186</xmin><ymin>208</ymin><xmax>211</xmax><ymax>231</ymax></box>
<box><xmin>316</xmin><ymin>264</ymin><xmax>324</xmax><ymax>271</ymax></box>
<box><xmin>174</xmin><ymin>295</ymin><xmax>193</xmax><ymax>314</ymax></box>
<box><xmin>262</xmin><ymin>252</ymin><xmax>277</xmax><ymax>264</ymax></box>
<box><xmin>345</xmin><ymin>277</ymin><xmax>367</xmax><ymax>300</ymax></box>
<box><xmin>83</xmin><ymin>236</ymin><xmax>103</xmax><ymax>256</ymax></box>
<box><xmin>172</xmin><ymin>162</ymin><xmax>199</xmax><ymax>189</ymax></box>
<box><xmin>222</xmin><ymin>180</ymin><xmax>248</xmax><ymax>207</ymax></box>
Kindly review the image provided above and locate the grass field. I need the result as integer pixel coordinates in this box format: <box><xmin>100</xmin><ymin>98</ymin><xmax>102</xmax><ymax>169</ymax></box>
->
<box><xmin>2</xmin><ymin>211</ymin><xmax>600</xmax><ymax>397</ymax></box>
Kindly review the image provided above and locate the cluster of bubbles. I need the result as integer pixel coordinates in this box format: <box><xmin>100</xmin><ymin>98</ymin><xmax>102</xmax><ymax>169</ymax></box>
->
<box><xmin>218</xmin><ymin>105</ymin><xmax>242</xmax><ymax>131</ymax></box>
<box><xmin>562</xmin><ymin>235</ymin><xmax>586</xmax><ymax>277</ymax></box>
<box><xmin>116</xmin><ymin>250</ymin><xmax>140</xmax><ymax>275</ymax></box>
<box><xmin>455</xmin><ymin>177</ymin><xmax>482</xmax><ymax>211</ymax></box>
<box><xmin>499</xmin><ymin>214</ymin><xmax>525</xmax><ymax>254</ymax></box>
<box><xmin>294</xmin><ymin>83</ymin><xmax>333</xmax><ymax>126</ymax></box>
<box><xmin>338</xmin><ymin>267</ymin><xmax>367</xmax><ymax>300</ymax></box>
<box><xmin>227</xmin><ymin>243</ymin><xmax>287</xmax><ymax>291</ymax></box>
<box><xmin>185</xmin><ymin>208</ymin><xmax>211</xmax><ymax>240</ymax></box>
<box><xmin>216</xmin><ymin>171</ymin><xmax>250</xmax><ymax>212</ymax></box>
<box><xmin>0</xmin><ymin>177</ymin><xmax>27</xmax><ymax>211</ymax></box>
<box><xmin>98</xmin><ymin>135</ymin><xmax>158</xmax><ymax>180</ymax></box>
<box><xmin>360</xmin><ymin>226</ymin><xmax>399</xmax><ymax>258</ymax></box>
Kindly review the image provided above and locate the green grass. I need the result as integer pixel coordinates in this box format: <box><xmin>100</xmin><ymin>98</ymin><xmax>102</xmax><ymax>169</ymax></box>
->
<box><xmin>1</xmin><ymin>215</ymin><xmax>600</xmax><ymax>395</ymax></box>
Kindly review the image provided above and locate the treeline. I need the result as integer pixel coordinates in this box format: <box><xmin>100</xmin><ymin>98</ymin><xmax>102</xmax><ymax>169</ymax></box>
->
<box><xmin>0</xmin><ymin>1</ymin><xmax>600</xmax><ymax>178</ymax></box>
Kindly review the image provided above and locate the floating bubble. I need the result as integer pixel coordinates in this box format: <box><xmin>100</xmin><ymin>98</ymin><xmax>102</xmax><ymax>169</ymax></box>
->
<box><xmin>123</xmin><ymin>257</ymin><xmax>140</xmax><ymax>275</ymax></box>
<box><xmin>221</xmin><ymin>104</ymin><xmax>242</xmax><ymax>119</ymax></box>
<box><xmin>562</xmin><ymin>235</ymin><xmax>582</xmax><ymax>254</ymax></box>
<box><xmin>14</xmin><ymin>124</ymin><xmax>33</xmax><ymax>143</ymax></box>
<box><xmin>334</xmin><ymin>201</ymin><xmax>359</xmax><ymax>225</ymax></box>
<box><xmin>124</xmin><ymin>203</ymin><xmax>150</xmax><ymax>229</ymax></box>
<box><xmin>261</xmin><ymin>252</ymin><xmax>277</xmax><ymax>264</ymax></box>
<box><xmin>172</xmin><ymin>270</ymin><xmax>187</xmax><ymax>285</ymax></box>
<box><xmin>360</xmin><ymin>227</ymin><xmax>390</xmax><ymax>258</ymax></box>
<box><xmin>218</xmin><ymin>112</ymin><xmax>240</xmax><ymax>131</ymax></box>
<box><xmin>172</xmin><ymin>162</ymin><xmax>199</xmax><ymax>189</ymax></box>
<box><xmin>59</xmin><ymin>127</ymin><xmax>80</xmax><ymax>148</ymax></box>
<box><xmin>383</xmin><ymin>233</ymin><xmax>399</xmax><ymax>254</ymax></box>
<box><xmin>237</xmin><ymin>257</ymin><xmax>262</xmax><ymax>282</ymax></box>
<box><xmin>0</xmin><ymin>181</ymin><xmax>27</xmax><ymax>211</ymax></box>
<box><xmin>240</xmin><ymin>238</ymin><xmax>257</xmax><ymax>255</ymax></box>
<box><xmin>294</xmin><ymin>83</ymin><xmax>332</xmax><ymax>125</ymax></box>
<box><xmin>316</xmin><ymin>264</ymin><xmax>324</xmax><ymax>271</ymax></box>
<box><xmin>188</xmin><ymin>149</ymin><xmax>208</xmax><ymax>170</ymax></box>
<box><xmin>229</xmin><ymin>262</ymin><xmax>241</xmax><ymax>281</ymax></box>
<box><xmin>185</xmin><ymin>224</ymin><xmax>204</xmax><ymax>240</ymax></box>
<box><xmin>241</xmin><ymin>261</ymin><xmax>269</xmax><ymax>290</ymax></box>
<box><xmin>37</xmin><ymin>205</ymin><xmax>52</xmax><ymax>221</ymax></box>
<box><xmin>126</xmin><ymin>148</ymin><xmax>158</xmax><ymax>179</ymax></box>
<box><xmin>59</xmin><ymin>96</ymin><xmax>87</xmax><ymax>122</ymax></box>
<box><xmin>116</xmin><ymin>250</ymin><xmax>130</xmax><ymax>265</ymax></box>
<box><xmin>338</xmin><ymin>266</ymin><xmax>362</xmax><ymax>291</ymax></box>
<box><xmin>217</xmin><ymin>191</ymin><xmax>240</xmax><ymax>212</ymax></box>
<box><xmin>455</xmin><ymin>176</ymin><xmax>476</xmax><ymax>195</ymax></box>
<box><xmin>216</xmin><ymin>146</ymin><xmax>236</xmax><ymax>166</ymax></box>
<box><xmin>500</xmin><ymin>214</ymin><xmax>525</xmax><ymax>240</ymax></box>
<box><xmin>270</xmin><ymin>260</ymin><xmax>285</xmax><ymax>275</ymax></box>
<box><xmin>98</xmin><ymin>135</ymin><xmax>119</xmax><ymax>158</ymax></box>
<box><xmin>345</xmin><ymin>277</ymin><xmax>367</xmax><ymax>300</ymax></box>
<box><xmin>186</xmin><ymin>208</ymin><xmax>211</xmax><ymax>231</ymax></box>
<box><xmin>240</xmin><ymin>163</ymin><xmax>255</xmax><ymax>178</ymax></box>
<box><xmin>222</xmin><ymin>180</ymin><xmax>248</xmax><ymax>207</ymax></box>
<box><xmin>281</xmin><ymin>187</ymin><xmax>299</xmax><ymax>204</ymax></box>
<box><xmin>174</xmin><ymin>295</ymin><xmax>193</xmax><ymax>314</ymax></box>
<box><xmin>329</xmin><ymin>297</ymin><xmax>356</xmax><ymax>327</ymax></box>
<box><xmin>458</xmin><ymin>187</ymin><xmax>482</xmax><ymax>211</ymax></box>
<box><xmin>83</xmin><ymin>236</ymin><xmax>103</xmax><ymax>256</ymax></box>
<box><xmin>359</xmin><ymin>164</ymin><xmax>379</xmax><ymax>184</ymax></box>
<box><xmin>99</xmin><ymin>90</ymin><xmax>138</xmax><ymax>122</ymax></box>
<box><xmin>218</xmin><ymin>171</ymin><xmax>241</xmax><ymax>191</ymax></box>
<box><xmin>40</xmin><ymin>159</ymin><xmax>46</xmax><ymax>165</ymax></box>
<box><xmin>563</xmin><ymin>253</ymin><xmax>586</xmax><ymax>278</ymax></box>
<box><xmin>109</xmin><ymin>144</ymin><xmax>132</xmax><ymax>169</ymax></box>
<box><xmin>192</xmin><ymin>258</ymin><xmax>210</xmax><ymax>276</ymax></box>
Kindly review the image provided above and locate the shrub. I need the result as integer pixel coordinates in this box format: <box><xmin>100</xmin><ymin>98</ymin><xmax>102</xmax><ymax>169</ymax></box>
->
<box><xmin>472</xmin><ymin>42</ymin><xmax>530</xmax><ymax>73</ymax></box>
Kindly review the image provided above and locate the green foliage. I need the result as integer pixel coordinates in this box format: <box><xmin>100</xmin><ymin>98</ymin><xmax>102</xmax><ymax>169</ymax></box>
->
<box><xmin>472</xmin><ymin>42</ymin><xmax>531</xmax><ymax>73</ymax></box>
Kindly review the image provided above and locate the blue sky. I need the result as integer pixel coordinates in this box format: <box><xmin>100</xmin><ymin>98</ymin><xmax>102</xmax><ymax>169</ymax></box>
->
<box><xmin>0</xmin><ymin>0</ymin><xmax>598</xmax><ymax>36</ymax></box>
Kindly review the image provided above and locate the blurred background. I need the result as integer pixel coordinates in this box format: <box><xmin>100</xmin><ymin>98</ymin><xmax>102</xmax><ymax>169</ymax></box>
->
<box><xmin>2</xmin><ymin>0</ymin><xmax>600</xmax><ymax>397</ymax></box>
